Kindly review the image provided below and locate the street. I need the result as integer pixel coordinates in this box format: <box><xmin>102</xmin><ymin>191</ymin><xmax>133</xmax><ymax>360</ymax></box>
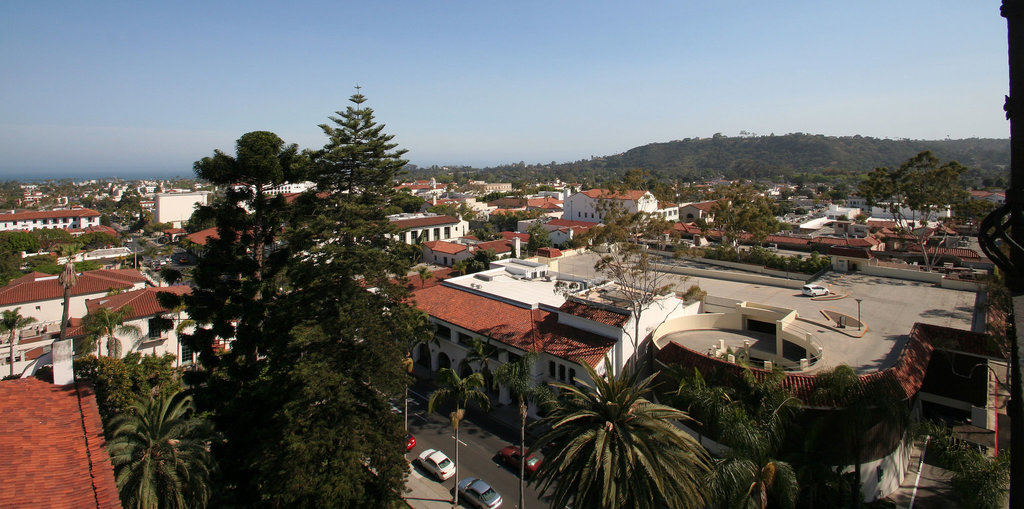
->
<box><xmin>404</xmin><ymin>380</ymin><xmax>549</xmax><ymax>509</ymax></box>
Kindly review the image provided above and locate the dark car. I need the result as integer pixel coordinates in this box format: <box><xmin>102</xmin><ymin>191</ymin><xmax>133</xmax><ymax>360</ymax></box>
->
<box><xmin>498</xmin><ymin>445</ymin><xmax>541</xmax><ymax>477</ymax></box>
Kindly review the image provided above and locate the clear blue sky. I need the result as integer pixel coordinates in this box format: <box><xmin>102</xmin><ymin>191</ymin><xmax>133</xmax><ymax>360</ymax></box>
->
<box><xmin>0</xmin><ymin>1</ymin><xmax>1009</xmax><ymax>178</ymax></box>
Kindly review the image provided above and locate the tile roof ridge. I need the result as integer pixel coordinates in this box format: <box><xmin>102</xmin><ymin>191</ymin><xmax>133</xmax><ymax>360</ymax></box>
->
<box><xmin>74</xmin><ymin>381</ymin><xmax>104</xmax><ymax>509</ymax></box>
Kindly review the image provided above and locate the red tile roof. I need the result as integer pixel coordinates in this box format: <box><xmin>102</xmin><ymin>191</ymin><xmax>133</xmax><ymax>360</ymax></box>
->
<box><xmin>812</xmin><ymin>236</ymin><xmax>879</xmax><ymax>248</ymax></box>
<box><xmin>827</xmin><ymin>246</ymin><xmax>873</xmax><ymax>259</ymax></box>
<box><xmin>423</xmin><ymin>240</ymin><xmax>469</xmax><ymax>255</ymax></box>
<box><xmin>402</xmin><ymin>268</ymin><xmax>458</xmax><ymax>291</ymax></box>
<box><xmin>390</xmin><ymin>215</ymin><xmax>461</xmax><ymax>229</ymax></box>
<box><xmin>656</xmin><ymin>322</ymin><xmax>940</xmax><ymax>405</ymax></box>
<box><xmin>905</xmin><ymin>245</ymin><xmax>984</xmax><ymax>260</ymax></box>
<box><xmin>412</xmin><ymin>285</ymin><xmax>616</xmax><ymax>366</ymax></box>
<box><xmin>0</xmin><ymin>269</ymin><xmax>146</xmax><ymax>306</ymax></box>
<box><xmin>474</xmin><ymin>239</ymin><xmax>516</xmax><ymax>254</ymax></box>
<box><xmin>0</xmin><ymin>207</ymin><xmax>101</xmax><ymax>221</ymax></box>
<box><xmin>536</xmin><ymin>247</ymin><xmax>562</xmax><ymax>258</ymax></box>
<box><xmin>558</xmin><ymin>300</ymin><xmax>630</xmax><ymax>327</ymax></box>
<box><xmin>0</xmin><ymin>379</ymin><xmax>121</xmax><ymax>508</ymax></box>
<box><xmin>581</xmin><ymin>189</ymin><xmax>649</xmax><ymax>201</ymax></box>
<box><xmin>684</xmin><ymin>200</ymin><xmax>719</xmax><ymax>212</ymax></box>
<box><xmin>184</xmin><ymin>226</ymin><xmax>219</xmax><ymax>246</ymax></box>
<box><xmin>84</xmin><ymin>286</ymin><xmax>191</xmax><ymax>322</ymax></box>
<box><xmin>500</xmin><ymin>231</ymin><xmax>530</xmax><ymax>243</ymax></box>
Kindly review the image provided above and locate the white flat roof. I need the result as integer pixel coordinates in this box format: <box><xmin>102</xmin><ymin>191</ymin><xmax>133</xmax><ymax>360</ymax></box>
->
<box><xmin>444</xmin><ymin>268</ymin><xmax>566</xmax><ymax>309</ymax></box>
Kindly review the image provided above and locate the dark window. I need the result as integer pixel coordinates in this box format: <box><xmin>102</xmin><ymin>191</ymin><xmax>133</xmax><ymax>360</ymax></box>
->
<box><xmin>558</xmin><ymin>365</ymin><xmax>566</xmax><ymax>381</ymax></box>
<box><xmin>444</xmin><ymin>226</ymin><xmax>451</xmax><ymax>238</ymax></box>
<box><xmin>146</xmin><ymin>317</ymin><xmax>161</xmax><ymax>337</ymax></box>
<box><xmin>569</xmin><ymin>368</ymin><xmax>576</xmax><ymax>385</ymax></box>
<box><xmin>548</xmin><ymin>361</ymin><xmax>556</xmax><ymax>378</ymax></box>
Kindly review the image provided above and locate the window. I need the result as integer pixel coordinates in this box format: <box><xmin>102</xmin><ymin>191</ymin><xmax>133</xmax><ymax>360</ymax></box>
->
<box><xmin>569</xmin><ymin>368</ymin><xmax>576</xmax><ymax>385</ymax></box>
<box><xmin>433</xmin><ymin>228</ymin><xmax>440</xmax><ymax>240</ymax></box>
<box><xmin>548</xmin><ymin>361</ymin><xmax>556</xmax><ymax>378</ymax></box>
<box><xmin>443</xmin><ymin>256</ymin><xmax>448</xmax><ymax>265</ymax></box>
<box><xmin>558</xmin><ymin>365</ymin><xmax>566</xmax><ymax>381</ymax></box>
<box><xmin>147</xmin><ymin>318</ymin><xmax>163</xmax><ymax>339</ymax></box>
<box><xmin>181</xmin><ymin>342</ymin><xmax>193</xmax><ymax>364</ymax></box>
<box><xmin>444</xmin><ymin>226</ymin><xmax>451</xmax><ymax>238</ymax></box>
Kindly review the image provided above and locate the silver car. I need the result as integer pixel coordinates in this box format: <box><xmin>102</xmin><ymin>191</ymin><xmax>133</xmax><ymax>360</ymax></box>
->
<box><xmin>457</xmin><ymin>477</ymin><xmax>503</xmax><ymax>509</ymax></box>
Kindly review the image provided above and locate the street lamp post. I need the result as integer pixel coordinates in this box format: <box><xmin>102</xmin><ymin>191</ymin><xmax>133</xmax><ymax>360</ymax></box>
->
<box><xmin>855</xmin><ymin>298</ymin><xmax>863</xmax><ymax>331</ymax></box>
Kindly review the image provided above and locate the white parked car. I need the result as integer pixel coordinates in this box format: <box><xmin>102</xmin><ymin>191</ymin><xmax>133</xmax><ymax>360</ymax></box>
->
<box><xmin>458</xmin><ymin>477</ymin><xmax>503</xmax><ymax>509</ymax></box>
<box><xmin>417</xmin><ymin>449</ymin><xmax>456</xmax><ymax>481</ymax></box>
<box><xmin>801</xmin><ymin>284</ymin><xmax>829</xmax><ymax>297</ymax></box>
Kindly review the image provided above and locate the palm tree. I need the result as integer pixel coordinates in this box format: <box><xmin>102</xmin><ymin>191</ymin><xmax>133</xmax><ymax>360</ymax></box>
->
<box><xmin>531</xmin><ymin>357</ymin><xmax>710</xmax><ymax>509</ymax></box>
<box><xmin>708</xmin><ymin>371</ymin><xmax>800</xmax><ymax>509</ymax></box>
<box><xmin>108</xmin><ymin>390</ymin><xmax>216</xmax><ymax>509</ymax></box>
<box><xmin>427</xmin><ymin>368</ymin><xmax>490</xmax><ymax>507</ymax></box>
<box><xmin>57</xmin><ymin>243</ymin><xmax>81</xmax><ymax>343</ymax></box>
<box><xmin>81</xmin><ymin>306</ymin><xmax>142</xmax><ymax>358</ymax></box>
<box><xmin>415</xmin><ymin>265</ymin><xmax>434</xmax><ymax>288</ymax></box>
<box><xmin>459</xmin><ymin>336</ymin><xmax>497</xmax><ymax>386</ymax></box>
<box><xmin>493</xmin><ymin>351</ymin><xmax>552</xmax><ymax>509</ymax></box>
<box><xmin>0</xmin><ymin>307</ymin><xmax>37</xmax><ymax>377</ymax></box>
<box><xmin>811</xmin><ymin>365</ymin><xmax>908</xmax><ymax>508</ymax></box>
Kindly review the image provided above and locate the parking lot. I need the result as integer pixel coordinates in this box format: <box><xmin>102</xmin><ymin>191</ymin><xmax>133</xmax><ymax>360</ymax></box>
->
<box><xmin>558</xmin><ymin>252</ymin><xmax>980</xmax><ymax>373</ymax></box>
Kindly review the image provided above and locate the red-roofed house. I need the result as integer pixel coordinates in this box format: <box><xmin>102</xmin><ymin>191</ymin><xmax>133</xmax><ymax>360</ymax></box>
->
<box><xmin>536</xmin><ymin>218</ymin><xmax>595</xmax><ymax>247</ymax></box>
<box><xmin>388</xmin><ymin>214</ymin><xmax>468</xmax><ymax>245</ymax></box>
<box><xmin>678</xmin><ymin>200</ymin><xmax>719</xmax><ymax>223</ymax></box>
<box><xmin>74</xmin><ymin>286</ymin><xmax>194</xmax><ymax>362</ymax></box>
<box><xmin>562</xmin><ymin>189</ymin><xmax>658</xmax><ymax>223</ymax></box>
<box><xmin>420</xmin><ymin>235</ymin><xmax>526</xmax><ymax>267</ymax></box>
<box><xmin>0</xmin><ymin>378</ymin><xmax>122</xmax><ymax>509</ymax></box>
<box><xmin>0</xmin><ymin>207</ymin><xmax>101</xmax><ymax>232</ymax></box>
<box><xmin>0</xmin><ymin>269</ymin><xmax>149</xmax><ymax>375</ymax></box>
<box><xmin>408</xmin><ymin>262</ymin><xmax>696</xmax><ymax>412</ymax></box>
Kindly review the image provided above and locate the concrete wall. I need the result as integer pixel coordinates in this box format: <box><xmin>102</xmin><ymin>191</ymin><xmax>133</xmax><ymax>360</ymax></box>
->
<box><xmin>654</xmin><ymin>262</ymin><xmax>806</xmax><ymax>289</ymax></box>
<box><xmin>679</xmin><ymin>256</ymin><xmax>808</xmax><ymax>280</ymax></box>
<box><xmin>859</xmin><ymin>264</ymin><xmax>943</xmax><ymax>283</ymax></box>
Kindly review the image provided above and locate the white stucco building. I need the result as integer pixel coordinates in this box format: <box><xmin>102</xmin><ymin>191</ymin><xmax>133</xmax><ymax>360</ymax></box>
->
<box><xmin>155</xmin><ymin>192</ymin><xmax>211</xmax><ymax>228</ymax></box>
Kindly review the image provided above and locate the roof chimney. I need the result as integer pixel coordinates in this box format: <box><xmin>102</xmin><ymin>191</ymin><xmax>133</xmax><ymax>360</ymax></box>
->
<box><xmin>52</xmin><ymin>338</ymin><xmax>74</xmax><ymax>385</ymax></box>
<box><xmin>513</xmin><ymin>237</ymin><xmax>521</xmax><ymax>258</ymax></box>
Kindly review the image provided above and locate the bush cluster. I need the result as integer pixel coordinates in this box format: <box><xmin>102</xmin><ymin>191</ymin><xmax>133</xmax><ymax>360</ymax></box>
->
<box><xmin>702</xmin><ymin>246</ymin><xmax>831</xmax><ymax>274</ymax></box>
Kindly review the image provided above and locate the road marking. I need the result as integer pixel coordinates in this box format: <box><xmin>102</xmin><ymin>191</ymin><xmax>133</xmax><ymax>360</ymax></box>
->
<box><xmin>908</xmin><ymin>436</ymin><xmax>929</xmax><ymax>509</ymax></box>
<box><xmin>409</xmin><ymin>389</ymin><xmax>429</xmax><ymax>401</ymax></box>
<box><xmin>450</xmin><ymin>436</ymin><xmax>468</xmax><ymax>446</ymax></box>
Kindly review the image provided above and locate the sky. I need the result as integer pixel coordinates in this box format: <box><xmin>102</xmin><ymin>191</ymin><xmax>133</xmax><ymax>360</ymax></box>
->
<box><xmin>0</xmin><ymin>1</ymin><xmax>1010</xmax><ymax>179</ymax></box>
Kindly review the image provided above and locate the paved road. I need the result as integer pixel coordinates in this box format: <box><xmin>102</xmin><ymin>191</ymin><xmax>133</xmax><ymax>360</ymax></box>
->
<box><xmin>405</xmin><ymin>382</ymin><xmax>549</xmax><ymax>509</ymax></box>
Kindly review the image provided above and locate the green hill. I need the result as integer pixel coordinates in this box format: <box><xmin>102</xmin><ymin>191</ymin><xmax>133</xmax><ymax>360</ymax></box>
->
<box><xmin>418</xmin><ymin>134</ymin><xmax>1009</xmax><ymax>185</ymax></box>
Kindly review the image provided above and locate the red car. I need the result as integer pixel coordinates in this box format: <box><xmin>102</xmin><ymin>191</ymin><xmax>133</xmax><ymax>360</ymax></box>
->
<box><xmin>498</xmin><ymin>445</ymin><xmax>541</xmax><ymax>477</ymax></box>
<box><xmin>406</xmin><ymin>433</ymin><xmax>416</xmax><ymax>452</ymax></box>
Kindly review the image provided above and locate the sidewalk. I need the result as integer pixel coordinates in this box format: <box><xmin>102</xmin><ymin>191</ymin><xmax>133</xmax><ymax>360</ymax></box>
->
<box><xmin>885</xmin><ymin>439</ymin><xmax>960</xmax><ymax>509</ymax></box>
<box><xmin>403</xmin><ymin>467</ymin><xmax>455</xmax><ymax>509</ymax></box>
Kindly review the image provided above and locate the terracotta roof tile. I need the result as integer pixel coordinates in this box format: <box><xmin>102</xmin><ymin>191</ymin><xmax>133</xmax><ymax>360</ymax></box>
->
<box><xmin>84</xmin><ymin>286</ymin><xmax>191</xmax><ymax>322</ymax></box>
<box><xmin>0</xmin><ymin>208</ymin><xmax>101</xmax><ymax>221</ymax></box>
<box><xmin>184</xmin><ymin>226</ymin><xmax>219</xmax><ymax>246</ymax></box>
<box><xmin>423</xmin><ymin>240</ymin><xmax>469</xmax><ymax>255</ymax></box>
<box><xmin>0</xmin><ymin>379</ymin><xmax>121</xmax><ymax>508</ymax></box>
<box><xmin>412</xmin><ymin>285</ymin><xmax>616</xmax><ymax>366</ymax></box>
<box><xmin>905</xmin><ymin>245</ymin><xmax>983</xmax><ymax>260</ymax></box>
<box><xmin>0</xmin><ymin>269</ymin><xmax>146</xmax><ymax>306</ymax></box>
<box><xmin>558</xmin><ymin>300</ymin><xmax>630</xmax><ymax>327</ymax></box>
<box><xmin>546</xmin><ymin>218</ymin><xmax>594</xmax><ymax>229</ymax></box>
<box><xmin>581</xmin><ymin>189</ymin><xmax>649</xmax><ymax>201</ymax></box>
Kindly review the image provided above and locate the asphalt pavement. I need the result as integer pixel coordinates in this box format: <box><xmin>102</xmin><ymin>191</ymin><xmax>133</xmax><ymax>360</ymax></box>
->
<box><xmin>403</xmin><ymin>379</ymin><xmax>549</xmax><ymax>509</ymax></box>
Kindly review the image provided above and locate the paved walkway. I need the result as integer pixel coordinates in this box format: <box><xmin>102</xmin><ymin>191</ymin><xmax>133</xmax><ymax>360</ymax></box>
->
<box><xmin>885</xmin><ymin>439</ymin><xmax>961</xmax><ymax>509</ymax></box>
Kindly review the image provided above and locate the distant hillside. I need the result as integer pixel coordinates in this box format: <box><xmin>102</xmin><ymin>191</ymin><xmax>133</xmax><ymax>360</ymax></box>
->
<box><xmin>421</xmin><ymin>134</ymin><xmax>1009</xmax><ymax>185</ymax></box>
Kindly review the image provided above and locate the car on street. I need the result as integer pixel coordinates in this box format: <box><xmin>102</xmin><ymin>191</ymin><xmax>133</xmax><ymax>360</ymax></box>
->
<box><xmin>457</xmin><ymin>477</ymin><xmax>503</xmax><ymax>509</ymax></box>
<box><xmin>497</xmin><ymin>445</ymin><xmax>541</xmax><ymax>477</ymax></box>
<box><xmin>417</xmin><ymin>448</ymin><xmax>456</xmax><ymax>481</ymax></box>
<box><xmin>801</xmin><ymin>284</ymin><xmax>829</xmax><ymax>297</ymax></box>
<box><xmin>405</xmin><ymin>433</ymin><xmax>416</xmax><ymax>452</ymax></box>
